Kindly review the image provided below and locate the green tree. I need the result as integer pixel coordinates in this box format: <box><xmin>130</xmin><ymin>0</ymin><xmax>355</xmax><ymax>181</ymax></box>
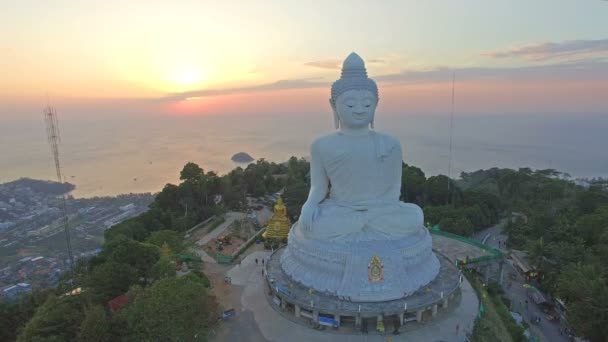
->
<box><xmin>526</xmin><ymin>237</ymin><xmax>546</xmax><ymax>269</ymax></box>
<box><xmin>205</xmin><ymin>171</ymin><xmax>222</xmax><ymax>196</ymax></box>
<box><xmin>575</xmin><ymin>210</ymin><xmax>608</xmax><ymax>246</ymax></box>
<box><xmin>117</xmin><ymin>276</ymin><xmax>219</xmax><ymax>341</ymax></box>
<box><xmin>462</xmin><ymin>205</ymin><xmax>487</xmax><ymax>229</ymax></box>
<box><xmin>180</xmin><ymin>162</ymin><xmax>204</xmax><ymax>182</ymax></box>
<box><xmin>497</xmin><ymin>170</ymin><xmax>530</xmax><ymax>199</ymax></box>
<box><xmin>283</xmin><ymin>181</ymin><xmax>310</xmax><ymax>222</ymax></box>
<box><xmin>425</xmin><ymin>175</ymin><xmax>461</xmax><ymax>206</ymax></box>
<box><xmin>287</xmin><ymin>156</ymin><xmax>310</xmax><ymax>185</ymax></box>
<box><xmin>0</xmin><ymin>289</ymin><xmax>54</xmax><ymax>341</ymax></box>
<box><xmin>505</xmin><ymin>217</ymin><xmax>532</xmax><ymax>249</ymax></box>
<box><xmin>154</xmin><ymin>184</ymin><xmax>183</xmax><ymax>216</ymax></box>
<box><xmin>423</xmin><ymin>205</ymin><xmax>452</xmax><ymax>227</ymax></box>
<box><xmin>104</xmin><ymin>219</ymin><xmax>148</xmax><ymax>242</ymax></box>
<box><xmin>576</xmin><ymin>188</ymin><xmax>608</xmax><ymax>215</ymax></box>
<box><xmin>462</xmin><ymin>191</ymin><xmax>501</xmax><ymax>223</ymax></box>
<box><xmin>402</xmin><ymin>163</ymin><xmax>426</xmax><ymax>205</ymax></box>
<box><xmin>102</xmin><ymin>236</ymin><xmax>160</xmax><ymax>283</ymax></box>
<box><xmin>536</xmin><ymin>178</ymin><xmax>566</xmax><ymax>202</ymax></box>
<box><xmin>17</xmin><ymin>295</ymin><xmax>83</xmax><ymax>342</ymax></box>
<box><xmin>77</xmin><ymin>305</ymin><xmax>110</xmax><ymax>342</ymax></box>
<box><xmin>145</xmin><ymin>230</ymin><xmax>185</xmax><ymax>254</ymax></box>
<box><xmin>557</xmin><ymin>263</ymin><xmax>608</xmax><ymax>341</ymax></box>
<box><xmin>86</xmin><ymin>261</ymin><xmax>137</xmax><ymax>303</ymax></box>
<box><xmin>151</xmin><ymin>257</ymin><xmax>177</xmax><ymax>280</ymax></box>
<box><xmin>439</xmin><ymin>215</ymin><xmax>474</xmax><ymax>236</ymax></box>
<box><xmin>0</xmin><ymin>300</ymin><xmax>20</xmax><ymax>342</ymax></box>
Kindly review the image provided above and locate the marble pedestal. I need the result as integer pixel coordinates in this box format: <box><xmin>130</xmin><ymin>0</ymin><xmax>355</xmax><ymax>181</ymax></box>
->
<box><xmin>280</xmin><ymin>226</ymin><xmax>440</xmax><ymax>302</ymax></box>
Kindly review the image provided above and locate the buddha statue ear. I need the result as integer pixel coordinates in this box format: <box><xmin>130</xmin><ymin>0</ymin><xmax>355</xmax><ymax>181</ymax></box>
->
<box><xmin>370</xmin><ymin>97</ymin><xmax>378</xmax><ymax>129</ymax></box>
<box><xmin>334</xmin><ymin>112</ymin><xmax>340</xmax><ymax>129</ymax></box>
<box><xmin>330</xmin><ymin>98</ymin><xmax>340</xmax><ymax>129</ymax></box>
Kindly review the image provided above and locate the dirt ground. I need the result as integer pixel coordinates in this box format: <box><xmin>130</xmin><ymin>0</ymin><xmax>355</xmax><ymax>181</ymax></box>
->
<box><xmin>203</xmin><ymin>235</ymin><xmax>247</xmax><ymax>256</ymax></box>
<box><xmin>202</xmin><ymin>220</ymin><xmax>258</xmax><ymax>256</ymax></box>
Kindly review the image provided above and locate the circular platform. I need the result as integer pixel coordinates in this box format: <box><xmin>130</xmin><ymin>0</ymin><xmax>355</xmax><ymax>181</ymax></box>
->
<box><xmin>265</xmin><ymin>247</ymin><xmax>463</xmax><ymax>330</ymax></box>
<box><xmin>280</xmin><ymin>227</ymin><xmax>441</xmax><ymax>302</ymax></box>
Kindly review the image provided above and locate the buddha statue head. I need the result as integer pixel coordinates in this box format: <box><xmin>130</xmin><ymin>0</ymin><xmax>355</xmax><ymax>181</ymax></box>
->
<box><xmin>330</xmin><ymin>52</ymin><xmax>379</xmax><ymax>129</ymax></box>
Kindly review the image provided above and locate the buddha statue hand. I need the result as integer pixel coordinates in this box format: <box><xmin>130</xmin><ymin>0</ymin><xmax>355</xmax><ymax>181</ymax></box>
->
<box><xmin>299</xmin><ymin>202</ymin><xmax>317</xmax><ymax>232</ymax></box>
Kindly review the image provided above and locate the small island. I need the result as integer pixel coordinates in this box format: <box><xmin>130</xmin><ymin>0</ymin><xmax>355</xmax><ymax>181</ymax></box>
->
<box><xmin>231</xmin><ymin>152</ymin><xmax>254</xmax><ymax>163</ymax></box>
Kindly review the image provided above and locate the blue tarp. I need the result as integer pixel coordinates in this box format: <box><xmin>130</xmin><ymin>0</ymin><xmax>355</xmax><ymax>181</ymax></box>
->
<box><xmin>318</xmin><ymin>316</ymin><xmax>339</xmax><ymax>328</ymax></box>
<box><xmin>276</xmin><ymin>285</ymin><xmax>292</xmax><ymax>297</ymax></box>
<box><xmin>222</xmin><ymin>308</ymin><xmax>235</xmax><ymax>319</ymax></box>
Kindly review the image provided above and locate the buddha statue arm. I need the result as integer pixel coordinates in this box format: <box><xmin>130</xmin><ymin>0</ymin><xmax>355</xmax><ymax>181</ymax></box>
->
<box><xmin>388</xmin><ymin>141</ymin><xmax>404</xmax><ymax>200</ymax></box>
<box><xmin>299</xmin><ymin>141</ymin><xmax>329</xmax><ymax>231</ymax></box>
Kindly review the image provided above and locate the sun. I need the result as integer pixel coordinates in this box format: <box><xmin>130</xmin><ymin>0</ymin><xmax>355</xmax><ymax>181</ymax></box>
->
<box><xmin>166</xmin><ymin>65</ymin><xmax>206</xmax><ymax>92</ymax></box>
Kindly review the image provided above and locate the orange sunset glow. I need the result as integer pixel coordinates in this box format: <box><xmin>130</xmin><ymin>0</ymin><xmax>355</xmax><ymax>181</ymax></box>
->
<box><xmin>1</xmin><ymin>1</ymin><xmax>606</xmax><ymax>119</ymax></box>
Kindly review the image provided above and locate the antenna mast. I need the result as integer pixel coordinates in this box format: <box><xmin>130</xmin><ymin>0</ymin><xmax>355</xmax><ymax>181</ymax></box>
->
<box><xmin>43</xmin><ymin>104</ymin><xmax>75</xmax><ymax>279</ymax></box>
<box><xmin>447</xmin><ymin>72</ymin><xmax>455</xmax><ymax>199</ymax></box>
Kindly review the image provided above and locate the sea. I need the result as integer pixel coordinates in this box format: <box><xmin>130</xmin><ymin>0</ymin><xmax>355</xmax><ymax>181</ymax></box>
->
<box><xmin>1</xmin><ymin>112</ymin><xmax>607</xmax><ymax>198</ymax></box>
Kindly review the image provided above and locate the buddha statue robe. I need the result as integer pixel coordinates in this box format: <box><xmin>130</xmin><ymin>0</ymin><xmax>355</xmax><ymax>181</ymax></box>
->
<box><xmin>296</xmin><ymin>130</ymin><xmax>424</xmax><ymax>241</ymax></box>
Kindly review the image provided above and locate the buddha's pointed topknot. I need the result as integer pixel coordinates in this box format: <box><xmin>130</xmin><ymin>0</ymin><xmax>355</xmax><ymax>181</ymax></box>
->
<box><xmin>343</xmin><ymin>52</ymin><xmax>365</xmax><ymax>69</ymax></box>
<box><xmin>341</xmin><ymin>52</ymin><xmax>367</xmax><ymax>78</ymax></box>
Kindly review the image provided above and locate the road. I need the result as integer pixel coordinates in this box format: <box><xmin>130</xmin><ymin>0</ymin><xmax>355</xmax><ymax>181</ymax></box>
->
<box><xmin>473</xmin><ymin>221</ymin><xmax>568</xmax><ymax>342</ymax></box>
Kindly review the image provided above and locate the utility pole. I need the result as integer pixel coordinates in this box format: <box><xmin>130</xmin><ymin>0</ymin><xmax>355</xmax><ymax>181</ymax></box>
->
<box><xmin>43</xmin><ymin>104</ymin><xmax>75</xmax><ymax>282</ymax></box>
<box><xmin>447</xmin><ymin>72</ymin><xmax>455</xmax><ymax>203</ymax></box>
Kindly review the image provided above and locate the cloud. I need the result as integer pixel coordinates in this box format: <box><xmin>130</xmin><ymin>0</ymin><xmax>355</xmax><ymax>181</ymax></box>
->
<box><xmin>483</xmin><ymin>38</ymin><xmax>608</xmax><ymax>61</ymax></box>
<box><xmin>304</xmin><ymin>58</ymin><xmax>386</xmax><ymax>70</ymax></box>
<box><xmin>164</xmin><ymin>60</ymin><xmax>608</xmax><ymax>101</ymax></box>
<box><xmin>374</xmin><ymin>60</ymin><xmax>608</xmax><ymax>84</ymax></box>
<box><xmin>165</xmin><ymin>78</ymin><xmax>328</xmax><ymax>101</ymax></box>
<box><xmin>304</xmin><ymin>59</ymin><xmax>342</xmax><ymax>70</ymax></box>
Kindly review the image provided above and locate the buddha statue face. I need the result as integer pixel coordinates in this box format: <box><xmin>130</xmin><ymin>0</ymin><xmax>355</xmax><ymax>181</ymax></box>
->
<box><xmin>333</xmin><ymin>89</ymin><xmax>377</xmax><ymax>129</ymax></box>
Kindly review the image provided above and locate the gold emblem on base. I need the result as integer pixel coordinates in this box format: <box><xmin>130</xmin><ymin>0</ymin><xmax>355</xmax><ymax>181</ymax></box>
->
<box><xmin>368</xmin><ymin>255</ymin><xmax>384</xmax><ymax>282</ymax></box>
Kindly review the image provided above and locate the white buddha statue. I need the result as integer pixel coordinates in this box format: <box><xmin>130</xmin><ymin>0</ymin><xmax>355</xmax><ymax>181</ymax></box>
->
<box><xmin>280</xmin><ymin>53</ymin><xmax>439</xmax><ymax>302</ymax></box>
<box><xmin>296</xmin><ymin>52</ymin><xmax>423</xmax><ymax>241</ymax></box>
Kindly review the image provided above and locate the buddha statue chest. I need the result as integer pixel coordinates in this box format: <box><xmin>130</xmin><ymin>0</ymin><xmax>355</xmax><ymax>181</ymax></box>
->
<box><xmin>316</xmin><ymin>132</ymin><xmax>401</xmax><ymax>203</ymax></box>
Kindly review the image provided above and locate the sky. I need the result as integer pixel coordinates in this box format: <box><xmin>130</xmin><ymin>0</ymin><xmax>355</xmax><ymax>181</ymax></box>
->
<box><xmin>1</xmin><ymin>0</ymin><xmax>607</xmax><ymax>119</ymax></box>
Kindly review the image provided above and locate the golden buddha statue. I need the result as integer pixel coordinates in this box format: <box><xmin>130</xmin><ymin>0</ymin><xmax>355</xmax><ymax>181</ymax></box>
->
<box><xmin>262</xmin><ymin>197</ymin><xmax>291</xmax><ymax>241</ymax></box>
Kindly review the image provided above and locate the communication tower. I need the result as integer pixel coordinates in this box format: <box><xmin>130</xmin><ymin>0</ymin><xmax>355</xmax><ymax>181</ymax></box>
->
<box><xmin>43</xmin><ymin>105</ymin><xmax>75</xmax><ymax>278</ymax></box>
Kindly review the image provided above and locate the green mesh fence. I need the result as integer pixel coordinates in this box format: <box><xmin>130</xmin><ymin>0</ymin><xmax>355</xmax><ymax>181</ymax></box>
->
<box><xmin>430</xmin><ymin>228</ymin><xmax>503</xmax><ymax>264</ymax></box>
<box><xmin>215</xmin><ymin>253</ymin><xmax>233</xmax><ymax>264</ymax></box>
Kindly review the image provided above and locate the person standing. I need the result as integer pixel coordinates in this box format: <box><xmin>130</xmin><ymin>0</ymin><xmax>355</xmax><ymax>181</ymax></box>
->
<box><xmin>255</xmin><ymin>258</ymin><xmax>258</xmax><ymax>265</ymax></box>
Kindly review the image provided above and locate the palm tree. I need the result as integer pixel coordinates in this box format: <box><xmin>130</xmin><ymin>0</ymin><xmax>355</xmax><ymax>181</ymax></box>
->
<box><xmin>527</xmin><ymin>237</ymin><xmax>546</xmax><ymax>270</ymax></box>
